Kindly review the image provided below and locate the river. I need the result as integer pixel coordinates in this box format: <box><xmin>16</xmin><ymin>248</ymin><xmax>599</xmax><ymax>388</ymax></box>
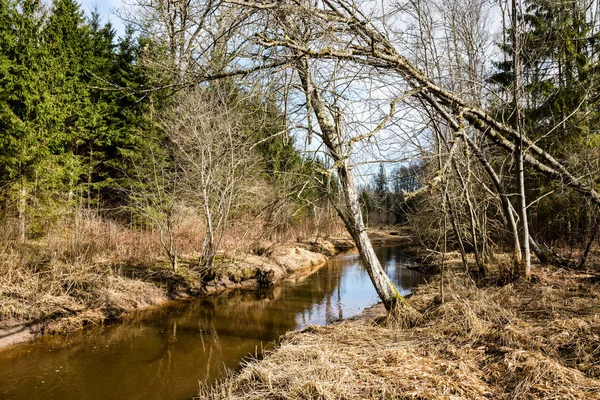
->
<box><xmin>0</xmin><ymin>246</ymin><xmax>424</xmax><ymax>400</ymax></box>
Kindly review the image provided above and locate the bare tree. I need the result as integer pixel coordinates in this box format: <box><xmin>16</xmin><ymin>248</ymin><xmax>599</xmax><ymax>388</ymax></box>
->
<box><xmin>229</xmin><ymin>0</ymin><xmax>600</xmax><ymax>255</ymax></box>
<box><xmin>129</xmin><ymin>0</ymin><xmax>600</xmax><ymax>305</ymax></box>
<box><xmin>128</xmin><ymin>139</ymin><xmax>182</xmax><ymax>272</ymax></box>
<box><xmin>162</xmin><ymin>88</ymin><xmax>260</xmax><ymax>267</ymax></box>
<box><xmin>120</xmin><ymin>0</ymin><xmax>257</xmax><ymax>86</ymax></box>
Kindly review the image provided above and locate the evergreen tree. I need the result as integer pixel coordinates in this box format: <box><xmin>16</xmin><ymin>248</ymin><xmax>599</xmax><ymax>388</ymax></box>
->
<box><xmin>374</xmin><ymin>163</ymin><xmax>389</xmax><ymax>199</ymax></box>
<box><xmin>372</xmin><ymin>164</ymin><xmax>390</xmax><ymax>225</ymax></box>
<box><xmin>490</xmin><ymin>0</ymin><xmax>600</xmax><ymax>243</ymax></box>
<box><xmin>42</xmin><ymin>0</ymin><xmax>93</xmax><ymax>205</ymax></box>
<box><xmin>0</xmin><ymin>0</ymin><xmax>67</xmax><ymax>238</ymax></box>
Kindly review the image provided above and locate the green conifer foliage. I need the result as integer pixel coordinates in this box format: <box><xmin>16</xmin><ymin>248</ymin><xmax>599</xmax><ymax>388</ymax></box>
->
<box><xmin>490</xmin><ymin>0</ymin><xmax>600</xmax><ymax>242</ymax></box>
<box><xmin>0</xmin><ymin>0</ymin><xmax>69</xmax><ymax>236</ymax></box>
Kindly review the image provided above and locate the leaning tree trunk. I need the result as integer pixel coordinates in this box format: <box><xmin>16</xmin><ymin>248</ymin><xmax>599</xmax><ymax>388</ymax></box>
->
<box><xmin>292</xmin><ymin>55</ymin><xmax>403</xmax><ymax>311</ymax></box>
<box><xmin>336</xmin><ymin>160</ymin><xmax>403</xmax><ymax>310</ymax></box>
<box><xmin>273</xmin><ymin>6</ymin><xmax>404</xmax><ymax>311</ymax></box>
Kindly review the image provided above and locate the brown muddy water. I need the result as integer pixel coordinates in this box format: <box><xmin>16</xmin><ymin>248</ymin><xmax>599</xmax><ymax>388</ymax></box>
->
<box><xmin>0</xmin><ymin>246</ymin><xmax>424</xmax><ymax>400</ymax></box>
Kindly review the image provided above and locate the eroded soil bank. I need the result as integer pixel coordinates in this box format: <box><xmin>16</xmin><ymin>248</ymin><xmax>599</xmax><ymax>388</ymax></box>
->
<box><xmin>204</xmin><ymin>258</ymin><xmax>600</xmax><ymax>399</ymax></box>
<box><xmin>0</xmin><ymin>244</ymin><xmax>426</xmax><ymax>400</ymax></box>
<box><xmin>0</xmin><ymin>236</ymin><xmax>359</xmax><ymax>349</ymax></box>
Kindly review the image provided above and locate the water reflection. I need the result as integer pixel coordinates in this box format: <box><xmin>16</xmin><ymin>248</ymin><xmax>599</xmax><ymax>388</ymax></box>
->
<box><xmin>0</xmin><ymin>246</ymin><xmax>424</xmax><ymax>400</ymax></box>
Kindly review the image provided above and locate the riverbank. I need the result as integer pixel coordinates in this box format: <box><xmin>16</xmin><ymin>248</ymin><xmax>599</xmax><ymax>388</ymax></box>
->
<box><xmin>204</xmin><ymin>256</ymin><xmax>600</xmax><ymax>399</ymax></box>
<box><xmin>0</xmin><ymin>235</ymin><xmax>358</xmax><ymax>349</ymax></box>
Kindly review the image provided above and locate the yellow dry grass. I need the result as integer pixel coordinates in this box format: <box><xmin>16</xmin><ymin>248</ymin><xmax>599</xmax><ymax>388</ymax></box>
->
<box><xmin>203</xmin><ymin>263</ymin><xmax>600</xmax><ymax>400</ymax></box>
<box><xmin>0</xmin><ymin>212</ymin><xmax>346</xmax><ymax>335</ymax></box>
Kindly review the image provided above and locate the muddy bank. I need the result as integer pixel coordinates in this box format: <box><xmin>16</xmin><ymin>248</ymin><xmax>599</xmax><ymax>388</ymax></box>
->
<box><xmin>0</xmin><ymin>230</ymin><xmax>418</xmax><ymax>349</ymax></box>
<box><xmin>0</xmin><ymin>236</ymin><xmax>355</xmax><ymax>349</ymax></box>
<box><xmin>196</xmin><ymin>240</ymin><xmax>347</xmax><ymax>295</ymax></box>
<box><xmin>367</xmin><ymin>228</ymin><xmax>414</xmax><ymax>247</ymax></box>
<box><xmin>0</xmin><ymin>323</ymin><xmax>37</xmax><ymax>349</ymax></box>
<box><xmin>204</xmin><ymin>260</ymin><xmax>600</xmax><ymax>399</ymax></box>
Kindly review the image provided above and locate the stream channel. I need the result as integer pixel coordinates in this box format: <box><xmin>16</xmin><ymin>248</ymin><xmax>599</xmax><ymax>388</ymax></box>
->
<box><xmin>0</xmin><ymin>245</ymin><xmax>425</xmax><ymax>400</ymax></box>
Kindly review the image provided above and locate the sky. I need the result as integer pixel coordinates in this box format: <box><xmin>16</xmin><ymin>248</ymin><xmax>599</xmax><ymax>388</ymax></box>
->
<box><xmin>80</xmin><ymin>0</ymin><xmax>126</xmax><ymax>37</ymax></box>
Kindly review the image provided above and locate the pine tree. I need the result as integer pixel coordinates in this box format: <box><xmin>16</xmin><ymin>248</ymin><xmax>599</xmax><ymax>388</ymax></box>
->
<box><xmin>492</xmin><ymin>0</ymin><xmax>598</xmax><ymax>150</ymax></box>
<box><xmin>373</xmin><ymin>163</ymin><xmax>390</xmax><ymax>225</ymax></box>
<box><xmin>43</xmin><ymin>0</ymin><xmax>94</xmax><ymax>206</ymax></box>
<box><xmin>374</xmin><ymin>163</ymin><xmax>389</xmax><ymax>199</ymax></box>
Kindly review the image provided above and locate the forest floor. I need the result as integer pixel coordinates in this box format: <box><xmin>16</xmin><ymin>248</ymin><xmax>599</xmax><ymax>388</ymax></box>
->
<box><xmin>0</xmin><ymin>233</ymin><xmax>359</xmax><ymax>348</ymax></box>
<box><xmin>204</xmin><ymin>252</ymin><xmax>600</xmax><ymax>400</ymax></box>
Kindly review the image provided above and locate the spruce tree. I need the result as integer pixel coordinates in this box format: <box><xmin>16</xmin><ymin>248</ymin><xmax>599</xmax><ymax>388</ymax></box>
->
<box><xmin>0</xmin><ymin>0</ymin><xmax>63</xmax><ymax>238</ymax></box>
<box><xmin>490</xmin><ymin>0</ymin><xmax>600</xmax><ymax>243</ymax></box>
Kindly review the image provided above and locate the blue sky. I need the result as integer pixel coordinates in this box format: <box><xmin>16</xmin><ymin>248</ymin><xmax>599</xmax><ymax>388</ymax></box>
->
<box><xmin>80</xmin><ymin>0</ymin><xmax>125</xmax><ymax>37</ymax></box>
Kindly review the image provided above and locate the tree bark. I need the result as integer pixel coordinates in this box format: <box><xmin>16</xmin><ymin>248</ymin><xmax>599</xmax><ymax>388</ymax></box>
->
<box><xmin>336</xmin><ymin>161</ymin><xmax>403</xmax><ymax>310</ymax></box>
<box><xmin>18</xmin><ymin>178</ymin><xmax>26</xmax><ymax>244</ymax></box>
<box><xmin>512</xmin><ymin>0</ymin><xmax>531</xmax><ymax>278</ymax></box>
<box><xmin>201</xmin><ymin>185</ymin><xmax>216</xmax><ymax>267</ymax></box>
<box><xmin>292</xmin><ymin>53</ymin><xmax>403</xmax><ymax>311</ymax></box>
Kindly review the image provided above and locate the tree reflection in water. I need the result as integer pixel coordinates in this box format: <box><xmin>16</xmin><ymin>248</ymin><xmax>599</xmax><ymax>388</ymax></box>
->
<box><xmin>0</xmin><ymin>246</ymin><xmax>424</xmax><ymax>400</ymax></box>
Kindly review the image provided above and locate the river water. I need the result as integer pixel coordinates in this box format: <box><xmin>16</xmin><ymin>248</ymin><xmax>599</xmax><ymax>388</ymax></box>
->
<box><xmin>0</xmin><ymin>246</ymin><xmax>424</xmax><ymax>400</ymax></box>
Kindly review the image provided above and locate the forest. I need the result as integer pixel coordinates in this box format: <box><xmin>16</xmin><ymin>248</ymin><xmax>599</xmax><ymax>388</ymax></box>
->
<box><xmin>1</xmin><ymin>0</ymin><xmax>600</xmax><ymax>398</ymax></box>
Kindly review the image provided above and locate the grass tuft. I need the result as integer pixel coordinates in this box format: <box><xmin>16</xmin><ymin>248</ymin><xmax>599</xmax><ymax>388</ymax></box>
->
<box><xmin>202</xmin><ymin>259</ymin><xmax>600</xmax><ymax>399</ymax></box>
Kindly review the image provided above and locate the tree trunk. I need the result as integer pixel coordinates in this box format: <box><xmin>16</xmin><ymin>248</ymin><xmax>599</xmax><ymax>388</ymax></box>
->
<box><xmin>336</xmin><ymin>161</ymin><xmax>403</xmax><ymax>310</ymax></box>
<box><xmin>291</xmin><ymin>53</ymin><xmax>403</xmax><ymax>311</ymax></box>
<box><xmin>512</xmin><ymin>0</ymin><xmax>531</xmax><ymax>278</ymax></box>
<box><xmin>516</xmin><ymin>147</ymin><xmax>531</xmax><ymax>277</ymax></box>
<box><xmin>201</xmin><ymin>186</ymin><xmax>216</xmax><ymax>267</ymax></box>
<box><xmin>18</xmin><ymin>178</ymin><xmax>26</xmax><ymax>244</ymax></box>
<box><xmin>577</xmin><ymin>216</ymin><xmax>599</xmax><ymax>270</ymax></box>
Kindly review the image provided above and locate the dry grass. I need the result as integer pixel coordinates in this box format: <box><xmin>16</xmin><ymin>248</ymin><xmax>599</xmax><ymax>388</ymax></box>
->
<box><xmin>0</xmin><ymin>212</ymin><xmax>191</xmax><ymax>331</ymax></box>
<box><xmin>203</xmin><ymin>261</ymin><xmax>600</xmax><ymax>400</ymax></box>
<box><xmin>0</xmin><ymin>211</ymin><xmax>346</xmax><ymax>334</ymax></box>
<box><xmin>0</xmin><ymin>249</ymin><xmax>167</xmax><ymax>333</ymax></box>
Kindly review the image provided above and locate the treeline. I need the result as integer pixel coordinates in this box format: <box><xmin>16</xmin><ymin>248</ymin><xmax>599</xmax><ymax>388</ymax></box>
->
<box><xmin>0</xmin><ymin>0</ymin><xmax>146</xmax><ymax>238</ymax></box>
<box><xmin>359</xmin><ymin>163</ymin><xmax>423</xmax><ymax>227</ymax></box>
<box><xmin>355</xmin><ymin>0</ymin><xmax>599</xmax><ymax>274</ymax></box>
<box><xmin>0</xmin><ymin>0</ymin><xmax>331</xmax><ymax>267</ymax></box>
